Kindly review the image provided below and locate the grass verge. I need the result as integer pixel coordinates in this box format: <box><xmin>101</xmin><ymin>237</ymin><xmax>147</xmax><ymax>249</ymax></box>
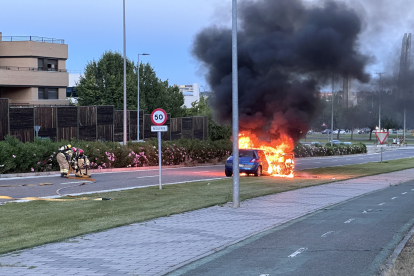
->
<box><xmin>1</xmin><ymin>157</ymin><xmax>414</xmax><ymax>255</ymax></box>
<box><xmin>384</xmin><ymin>235</ymin><xmax>414</xmax><ymax>276</ymax></box>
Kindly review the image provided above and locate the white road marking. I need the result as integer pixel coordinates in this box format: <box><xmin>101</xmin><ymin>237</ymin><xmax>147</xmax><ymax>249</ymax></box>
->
<box><xmin>60</xmin><ymin>181</ymin><xmax>94</xmax><ymax>185</ymax></box>
<box><xmin>379</xmin><ymin>202</ymin><xmax>386</xmax><ymax>206</ymax></box>
<box><xmin>344</xmin><ymin>218</ymin><xmax>355</xmax><ymax>223</ymax></box>
<box><xmin>321</xmin><ymin>231</ymin><xmax>334</xmax><ymax>237</ymax></box>
<box><xmin>288</xmin><ymin>248</ymin><xmax>307</xmax><ymax>257</ymax></box>
<box><xmin>362</xmin><ymin>209</ymin><xmax>373</xmax><ymax>213</ymax></box>
<box><xmin>0</xmin><ymin>175</ymin><xmax>60</xmax><ymax>181</ymax></box>
<box><xmin>136</xmin><ymin>175</ymin><xmax>158</xmax><ymax>179</ymax></box>
<box><xmin>259</xmin><ymin>274</ymin><xmax>269</xmax><ymax>276</ymax></box>
<box><xmin>391</xmin><ymin>197</ymin><xmax>398</xmax><ymax>200</ymax></box>
<box><xmin>402</xmin><ymin>192</ymin><xmax>407</xmax><ymax>195</ymax></box>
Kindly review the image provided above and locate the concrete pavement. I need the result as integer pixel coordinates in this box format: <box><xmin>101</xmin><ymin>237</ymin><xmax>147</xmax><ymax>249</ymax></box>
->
<box><xmin>1</xmin><ymin>169</ymin><xmax>414</xmax><ymax>276</ymax></box>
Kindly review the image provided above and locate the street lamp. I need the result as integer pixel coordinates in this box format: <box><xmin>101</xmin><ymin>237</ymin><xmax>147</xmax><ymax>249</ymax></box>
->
<box><xmin>137</xmin><ymin>53</ymin><xmax>150</xmax><ymax>141</ymax></box>
<box><xmin>123</xmin><ymin>0</ymin><xmax>127</xmax><ymax>145</ymax></box>
<box><xmin>376</xmin><ymin>72</ymin><xmax>385</xmax><ymax>131</ymax></box>
<box><xmin>232</xmin><ymin>0</ymin><xmax>239</xmax><ymax>208</ymax></box>
<box><xmin>330</xmin><ymin>73</ymin><xmax>335</xmax><ymax>146</ymax></box>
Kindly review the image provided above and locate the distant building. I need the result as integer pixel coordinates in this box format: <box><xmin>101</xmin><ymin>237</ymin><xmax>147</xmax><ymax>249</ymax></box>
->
<box><xmin>179</xmin><ymin>83</ymin><xmax>200</xmax><ymax>107</ymax></box>
<box><xmin>0</xmin><ymin>32</ymin><xmax>69</xmax><ymax>106</ymax></box>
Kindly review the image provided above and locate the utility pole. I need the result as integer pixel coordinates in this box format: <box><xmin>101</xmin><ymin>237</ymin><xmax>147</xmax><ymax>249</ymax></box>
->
<box><xmin>330</xmin><ymin>73</ymin><xmax>335</xmax><ymax>146</ymax></box>
<box><xmin>232</xmin><ymin>0</ymin><xmax>240</xmax><ymax>208</ymax></box>
<box><xmin>122</xmin><ymin>0</ymin><xmax>127</xmax><ymax>145</ymax></box>
<box><xmin>376</xmin><ymin>73</ymin><xmax>385</xmax><ymax>131</ymax></box>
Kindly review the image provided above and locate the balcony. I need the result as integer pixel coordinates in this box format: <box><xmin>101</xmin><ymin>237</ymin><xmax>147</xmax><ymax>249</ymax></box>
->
<box><xmin>2</xmin><ymin>36</ymin><xmax>64</xmax><ymax>44</ymax></box>
<box><xmin>0</xmin><ymin>65</ymin><xmax>67</xmax><ymax>72</ymax></box>
<box><xmin>0</xmin><ymin>66</ymin><xmax>68</xmax><ymax>87</ymax></box>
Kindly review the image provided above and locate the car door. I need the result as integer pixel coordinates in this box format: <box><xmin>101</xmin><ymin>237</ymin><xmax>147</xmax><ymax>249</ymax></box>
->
<box><xmin>257</xmin><ymin>150</ymin><xmax>269</xmax><ymax>173</ymax></box>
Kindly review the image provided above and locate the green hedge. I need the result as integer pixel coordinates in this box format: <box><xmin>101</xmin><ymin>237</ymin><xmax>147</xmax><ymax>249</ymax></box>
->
<box><xmin>0</xmin><ymin>136</ymin><xmax>367</xmax><ymax>174</ymax></box>
<box><xmin>0</xmin><ymin>136</ymin><xmax>232</xmax><ymax>174</ymax></box>
<box><xmin>293</xmin><ymin>143</ymin><xmax>367</xmax><ymax>157</ymax></box>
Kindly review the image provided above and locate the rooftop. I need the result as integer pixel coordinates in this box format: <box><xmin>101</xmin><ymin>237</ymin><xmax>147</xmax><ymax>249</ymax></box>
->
<box><xmin>1</xmin><ymin>35</ymin><xmax>65</xmax><ymax>44</ymax></box>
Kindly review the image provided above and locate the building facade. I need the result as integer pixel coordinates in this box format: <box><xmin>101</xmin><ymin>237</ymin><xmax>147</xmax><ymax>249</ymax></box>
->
<box><xmin>179</xmin><ymin>83</ymin><xmax>200</xmax><ymax>107</ymax></box>
<box><xmin>0</xmin><ymin>32</ymin><xmax>69</xmax><ymax>106</ymax></box>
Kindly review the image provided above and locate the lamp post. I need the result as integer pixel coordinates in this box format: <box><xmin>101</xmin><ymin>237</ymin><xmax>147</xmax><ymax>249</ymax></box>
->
<box><xmin>123</xmin><ymin>0</ymin><xmax>127</xmax><ymax>145</ymax></box>
<box><xmin>232</xmin><ymin>0</ymin><xmax>240</xmax><ymax>208</ymax></box>
<box><xmin>376</xmin><ymin>72</ymin><xmax>385</xmax><ymax>131</ymax></box>
<box><xmin>330</xmin><ymin>73</ymin><xmax>335</xmax><ymax>146</ymax></box>
<box><xmin>137</xmin><ymin>53</ymin><xmax>149</xmax><ymax>141</ymax></box>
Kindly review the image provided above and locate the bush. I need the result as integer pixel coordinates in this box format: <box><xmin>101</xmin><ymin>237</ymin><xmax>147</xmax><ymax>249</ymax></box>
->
<box><xmin>0</xmin><ymin>137</ymin><xmax>232</xmax><ymax>174</ymax></box>
<box><xmin>293</xmin><ymin>142</ymin><xmax>367</xmax><ymax>157</ymax></box>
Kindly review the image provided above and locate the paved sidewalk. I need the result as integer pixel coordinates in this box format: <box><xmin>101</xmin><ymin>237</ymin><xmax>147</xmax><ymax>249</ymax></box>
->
<box><xmin>1</xmin><ymin>170</ymin><xmax>414</xmax><ymax>276</ymax></box>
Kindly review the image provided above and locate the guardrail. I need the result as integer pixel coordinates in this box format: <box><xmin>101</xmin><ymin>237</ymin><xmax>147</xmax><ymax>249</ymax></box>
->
<box><xmin>1</xmin><ymin>36</ymin><xmax>65</xmax><ymax>44</ymax></box>
<box><xmin>0</xmin><ymin>66</ymin><xmax>67</xmax><ymax>72</ymax></box>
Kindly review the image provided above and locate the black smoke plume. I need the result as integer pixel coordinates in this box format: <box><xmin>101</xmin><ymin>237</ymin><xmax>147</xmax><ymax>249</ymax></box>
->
<box><xmin>193</xmin><ymin>0</ymin><xmax>370</xmax><ymax>143</ymax></box>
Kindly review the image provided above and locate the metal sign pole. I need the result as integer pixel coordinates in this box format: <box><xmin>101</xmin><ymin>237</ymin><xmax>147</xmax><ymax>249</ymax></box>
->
<box><xmin>381</xmin><ymin>146</ymin><xmax>383</xmax><ymax>163</ymax></box>
<box><xmin>158</xmin><ymin>131</ymin><xmax>162</xmax><ymax>190</ymax></box>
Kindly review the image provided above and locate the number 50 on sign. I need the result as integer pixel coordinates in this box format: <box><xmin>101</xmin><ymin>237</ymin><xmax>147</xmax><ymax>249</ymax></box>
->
<box><xmin>151</xmin><ymin>108</ymin><xmax>167</xmax><ymax>126</ymax></box>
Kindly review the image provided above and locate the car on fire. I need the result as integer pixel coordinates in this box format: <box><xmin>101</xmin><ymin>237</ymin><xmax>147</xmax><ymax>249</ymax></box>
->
<box><xmin>225</xmin><ymin>149</ymin><xmax>270</xmax><ymax>177</ymax></box>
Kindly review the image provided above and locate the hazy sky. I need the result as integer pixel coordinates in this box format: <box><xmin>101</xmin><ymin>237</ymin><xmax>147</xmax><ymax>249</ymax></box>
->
<box><xmin>1</xmin><ymin>0</ymin><xmax>413</xmax><ymax>91</ymax></box>
<box><xmin>0</xmin><ymin>0</ymin><xmax>228</xmax><ymax>89</ymax></box>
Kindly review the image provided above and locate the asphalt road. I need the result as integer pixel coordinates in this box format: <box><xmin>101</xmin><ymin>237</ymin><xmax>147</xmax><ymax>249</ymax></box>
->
<box><xmin>168</xmin><ymin>180</ymin><xmax>414</xmax><ymax>276</ymax></box>
<box><xmin>1</xmin><ymin>148</ymin><xmax>413</xmax><ymax>202</ymax></box>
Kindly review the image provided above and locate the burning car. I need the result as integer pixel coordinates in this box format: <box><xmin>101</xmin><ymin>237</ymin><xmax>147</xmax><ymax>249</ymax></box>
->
<box><xmin>225</xmin><ymin>149</ymin><xmax>270</xmax><ymax>177</ymax></box>
<box><xmin>225</xmin><ymin>132</ymin><xmax>295</xmax><ymax>178</ymax></box>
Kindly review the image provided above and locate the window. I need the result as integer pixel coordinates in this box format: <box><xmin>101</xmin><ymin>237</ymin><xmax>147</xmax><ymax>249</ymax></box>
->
<box><xmin>48</xmin><ymin>88</ymin><xmax>58</xmax><ymax>99</ymax></box>
<box><xmin>38</xmin><ymin>87</ymin><xmax>59</xmax><ymax>100</ymax></box>
<box><xmin>38</xmin><ymin>58</ymin><xmax>58</xmax><ymax>71</ymax></box>
<box><xmin>38</xmin><ymin>87</ymin><xmax>45</xmax><ymax>99</ymax></box>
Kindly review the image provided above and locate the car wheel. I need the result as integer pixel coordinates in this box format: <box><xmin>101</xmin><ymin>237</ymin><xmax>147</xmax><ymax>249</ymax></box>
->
<box><xmin>254</xmin><ymin>166</ymin><xmax>262</xmax><ymax>177</ymax></box>
<box><xmin>225</xmin><ymin>169</ymin><xmax>233</xmax><ymax>177</ymax></box>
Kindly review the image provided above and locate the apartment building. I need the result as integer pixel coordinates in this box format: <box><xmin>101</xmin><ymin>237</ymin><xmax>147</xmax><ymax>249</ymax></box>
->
<box><xmin>0</xmin><ymin>32</ymin><xmax>69</xmax><ymax>105</ymax></box>
<box><xmin>179</xmin><ymin>83</ymin><xmax>200</xmax><ymax>107</ymax></box>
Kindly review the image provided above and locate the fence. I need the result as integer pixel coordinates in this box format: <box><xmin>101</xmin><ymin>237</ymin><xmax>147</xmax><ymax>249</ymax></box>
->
<box><xmin>0</xmin><ymin>99</ymin><xmax>208</xmax><ymax>143</ymax></box>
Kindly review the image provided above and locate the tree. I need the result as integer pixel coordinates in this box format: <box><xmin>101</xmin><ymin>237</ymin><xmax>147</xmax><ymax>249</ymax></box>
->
<box><xmin>139</xmin><ymin>63</ymin><xmax>185</xmax><ymax>117</ymax></box>
<box><xmin>76</xmin><ymin>51</ymin><xmax>136</xmax><ymax>110</ymax></box>
<box><xmin>185</xmin><ymin>96</ymin><xmax>231</xmax><ymax>141</ymax></box>
<box><xmin>76</xmin><ymin>51</ymin><xmax>185</xmax><ymax>117</ymax></box>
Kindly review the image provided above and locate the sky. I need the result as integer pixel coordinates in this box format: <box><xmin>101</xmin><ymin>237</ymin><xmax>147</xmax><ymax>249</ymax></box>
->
<box><xmin>0</xmin><ymin>0</ymin><xmax>229</xmax><ymax>90</ymax></box>
<box><xmin>1</xmin><ymin>0</ymin><xmax>414</xmax><ymax>91</ymax></box>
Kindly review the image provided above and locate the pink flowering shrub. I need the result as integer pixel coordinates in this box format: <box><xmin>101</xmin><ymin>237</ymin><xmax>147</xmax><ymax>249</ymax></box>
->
<box><xmin>294</xmin><ymin>142</ymin><xmax>367</xmax><ymax>157</ymax></box>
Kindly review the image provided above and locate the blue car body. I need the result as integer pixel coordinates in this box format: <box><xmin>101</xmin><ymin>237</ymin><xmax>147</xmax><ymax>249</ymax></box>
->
<box><xmin>224</xmin><ymin>149</ymin><xmax>270</xmax><ymax>177</ymax></box>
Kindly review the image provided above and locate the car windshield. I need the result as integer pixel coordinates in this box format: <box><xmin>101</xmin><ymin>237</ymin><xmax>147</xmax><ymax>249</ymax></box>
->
<box><xmin>238</xmin><ymin>150</ymin><xmax>255</xmax><ymax>158</ymax></box>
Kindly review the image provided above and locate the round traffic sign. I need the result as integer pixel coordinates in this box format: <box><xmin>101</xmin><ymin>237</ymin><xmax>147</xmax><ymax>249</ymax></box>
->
<box><xmin>151</xmin><ymin>108</ymin><xmax>167</xmax><ymax>126</ymax></box>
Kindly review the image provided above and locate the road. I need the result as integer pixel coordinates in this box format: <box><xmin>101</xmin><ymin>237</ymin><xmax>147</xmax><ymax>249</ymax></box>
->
<box><xmin>0</xmin><ymin>148</ymin><xmax>413</xmax><ymax>202</ymax></box>
<box><xmin>168</xmin><ymin>180</ymin><xmax>414</xmax><ymax>276</ymax></box>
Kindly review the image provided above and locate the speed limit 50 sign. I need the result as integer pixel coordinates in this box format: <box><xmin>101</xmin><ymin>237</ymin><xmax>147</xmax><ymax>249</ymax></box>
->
<box><xmin>151</xmin><ymin>108</ymin><xmax>168</xmax><ymax>126</ymax></box>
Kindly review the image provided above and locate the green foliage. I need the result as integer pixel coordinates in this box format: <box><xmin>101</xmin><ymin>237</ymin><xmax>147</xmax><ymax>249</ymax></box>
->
<box><xmin>76</xmin><ymin>51</ymin><xmax>186</xmax><ymax>117</ymax></box>
<box><xmin>185</xmin><ymin>96</ymin><xmax>231</xmax><ymax>141</ymax></box>
<box><xmin>294</xmin><ymin>142</ymin><xmax>367</xmax><ymax>157</ymax></box>
<box><xmin>0</xmin><ymin>138</ymin><xmax>232</xmax><ymax>174</ymax></box>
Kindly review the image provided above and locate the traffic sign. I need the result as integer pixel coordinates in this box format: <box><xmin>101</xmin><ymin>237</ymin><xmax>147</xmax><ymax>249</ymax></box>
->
<box><xmin>151</xmin><ymin>108</ymin><xmax>167</xmax><ymax>126</ymax></box>
<box><xmin>151</xmin><ymin>125</ymin><xmax>168</xmax><ymax>132</ymax></box>
<box><xmin>375</xmin><ymin>131</ymin><xmax>389</xmax><ymax>144</ymax></box>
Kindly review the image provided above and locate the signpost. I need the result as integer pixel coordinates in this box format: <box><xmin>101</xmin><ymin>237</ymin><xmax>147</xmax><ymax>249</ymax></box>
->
<box><xmin>151</xmin><ymin>108</ymin><xmax>168</xmax><ymax>189</ymax></box>
<box><xmin>375</xmin><ymin>131</ymin><xmax>389</xmax><ymax>163</ymax></box>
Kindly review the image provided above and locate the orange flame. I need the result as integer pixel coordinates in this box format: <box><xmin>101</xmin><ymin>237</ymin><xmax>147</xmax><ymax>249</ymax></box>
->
<box><xmin>238</xmin><ymin>131</ymin><xmax>295</xmax><ymax>177</ymax></box>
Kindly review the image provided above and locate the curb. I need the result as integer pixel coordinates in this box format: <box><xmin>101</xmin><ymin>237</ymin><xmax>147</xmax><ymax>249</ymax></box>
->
<box><xmin>379</xmin><ymin>222</ymin><xmax>414</xmax><ymax>276</ymax></box>
<box><xmin>0</xmin><ymin>163</ymin><xmax>222</xmax><ymax>179</ymax></box>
